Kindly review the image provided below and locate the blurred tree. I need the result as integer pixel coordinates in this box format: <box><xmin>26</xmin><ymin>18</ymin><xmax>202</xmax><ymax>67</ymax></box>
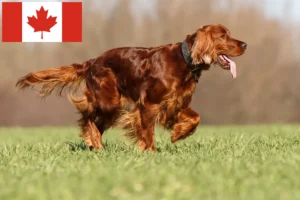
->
<box><xmin>103</xmin><ymin>0</ymin><xmax>134</xmax><ymax>48</ymax></box>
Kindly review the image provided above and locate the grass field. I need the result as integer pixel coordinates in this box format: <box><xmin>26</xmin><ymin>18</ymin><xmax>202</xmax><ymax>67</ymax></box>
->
<box><xmin>1</xmin><ymin>125</ymin><xmax>300</xmax><ymax>200</ymax></box>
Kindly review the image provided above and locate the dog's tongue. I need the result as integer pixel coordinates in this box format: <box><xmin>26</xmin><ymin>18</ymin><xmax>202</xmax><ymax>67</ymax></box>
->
<box><xmin>223</xmin><ymin>56</ymin><xmax>237</xmax><ymax>78</ymax></box>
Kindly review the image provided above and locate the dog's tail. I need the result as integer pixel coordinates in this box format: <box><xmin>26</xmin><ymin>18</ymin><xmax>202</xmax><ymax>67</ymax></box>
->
<box><xmin>16</xmin><ymin>61</ymin><xmax>92</xmax><ymax>98</ymax></box>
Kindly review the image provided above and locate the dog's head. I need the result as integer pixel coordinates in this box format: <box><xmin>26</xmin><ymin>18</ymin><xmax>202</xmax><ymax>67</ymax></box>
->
<box><xmin>188</xmin><ymin>24</ymin><xmax>247</xmax><ymax>78</ymax></box>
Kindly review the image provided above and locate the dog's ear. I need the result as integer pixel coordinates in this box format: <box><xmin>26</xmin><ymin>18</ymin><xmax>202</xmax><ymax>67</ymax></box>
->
<box><xmin>191</xmin><ymin>27</ymin><xmax>214</xmax><ymax>65</ymax></box>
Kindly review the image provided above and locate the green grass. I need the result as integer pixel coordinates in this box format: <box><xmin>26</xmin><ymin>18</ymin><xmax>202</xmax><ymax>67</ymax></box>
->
<box><xmin>1</xmin><ymin>125</ymin><xmax>300</xmax><ymax>200</ymax></box>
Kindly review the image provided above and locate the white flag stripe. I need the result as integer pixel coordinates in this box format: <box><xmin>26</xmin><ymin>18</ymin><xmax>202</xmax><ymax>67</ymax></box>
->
<box><xmin>22</xmin><ymin>2</ymin><xmax>62</xmax><ymax>42</ymax></box>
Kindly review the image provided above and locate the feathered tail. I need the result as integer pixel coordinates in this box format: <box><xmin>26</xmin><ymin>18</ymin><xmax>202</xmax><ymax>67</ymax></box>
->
<box><xmin>16</xmin><ymin>63</ymin><xmax>89</xmax><ymax>98</ymax></box>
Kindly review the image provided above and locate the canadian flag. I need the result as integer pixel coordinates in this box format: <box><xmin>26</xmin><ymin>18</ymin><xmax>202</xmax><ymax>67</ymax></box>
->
<box><xmin>2</xmin><ymin>2</ymin><xmax>82</xmax><ymax>42</ymax></box>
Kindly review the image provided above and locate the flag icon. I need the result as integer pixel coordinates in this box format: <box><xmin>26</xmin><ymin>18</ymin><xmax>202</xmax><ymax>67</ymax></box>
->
<box><xmin>2</xmin><ymin>2</ymin><xmax>82</xmax><ymax>42</ymax></box>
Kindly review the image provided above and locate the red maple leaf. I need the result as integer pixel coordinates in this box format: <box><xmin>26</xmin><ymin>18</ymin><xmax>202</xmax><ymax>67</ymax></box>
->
<box><xmin>27</xmin><ymin>6</ymin><xmax>57</xmax><ymax>39</ymax></box>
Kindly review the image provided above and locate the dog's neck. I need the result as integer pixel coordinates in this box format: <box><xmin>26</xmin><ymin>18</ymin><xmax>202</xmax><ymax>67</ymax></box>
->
<box><xmin>180</xmin><ymin>39</ymin><xmax>209</xmax><ymax>83</ymax></box>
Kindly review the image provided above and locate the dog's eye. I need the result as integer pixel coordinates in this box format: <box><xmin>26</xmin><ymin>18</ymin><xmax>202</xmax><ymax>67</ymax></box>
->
<box><xmin>220</xmin><ymin>35</ymin><xmax>227</xmax><ymax>39</ymax></box>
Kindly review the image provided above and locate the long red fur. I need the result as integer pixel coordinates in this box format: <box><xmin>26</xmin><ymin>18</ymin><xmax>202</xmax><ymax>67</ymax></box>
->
<box><xmin>16</xmin><ymin>24</ymin><xmax>247</xmax><ymax>151</ymax></box>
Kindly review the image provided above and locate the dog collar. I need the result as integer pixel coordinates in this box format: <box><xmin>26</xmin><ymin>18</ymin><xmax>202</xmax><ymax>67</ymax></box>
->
<box><xmin>181</xmin><ymin>40</ymin><xmax>193</xmax><ymax>65</ymax></box>
<box><xmin>180</xmin><ymin>40</ymin><xmax>201</xmax><ymax>82</ymax></box>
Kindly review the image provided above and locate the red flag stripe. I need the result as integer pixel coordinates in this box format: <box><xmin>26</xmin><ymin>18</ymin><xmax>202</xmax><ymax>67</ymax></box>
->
<box><xmin>62</xmin><ymin>2</ymin><xmax>82</xmax><ymax>42</ymax></box>
<box><xmin>2</xmin><ymin>2</ymin><xmax>22</xmax><ymax>42</ymax></box>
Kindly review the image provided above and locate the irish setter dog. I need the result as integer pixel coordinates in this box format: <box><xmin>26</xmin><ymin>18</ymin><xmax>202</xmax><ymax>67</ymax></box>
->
<box><xmin>16</xmin><ymin>24</ymin><xmax>247</xmax><ymax>151</ymax></box>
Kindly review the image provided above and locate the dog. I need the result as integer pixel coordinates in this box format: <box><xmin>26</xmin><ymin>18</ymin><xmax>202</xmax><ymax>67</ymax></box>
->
<box><xmin>16</xmin><ymin>24</ymin><xmax>247</xmax><ymax>151</ymax></box>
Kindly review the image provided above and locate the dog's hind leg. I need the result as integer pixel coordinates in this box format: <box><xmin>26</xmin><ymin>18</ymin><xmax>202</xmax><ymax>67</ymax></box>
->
<box><xmin>70</xmin><ymin>89</ymin><xmax>105</xmax><ymax>150</ymax></box>
<box><xmin>79</xmin><ymin>117</ymin><xmax>104</xmax><ymax>150</ymax></box>
<box><xmin>77</xmin><ymin>67</ymin><xmax>121</xmax><ymax>150</ymax></box>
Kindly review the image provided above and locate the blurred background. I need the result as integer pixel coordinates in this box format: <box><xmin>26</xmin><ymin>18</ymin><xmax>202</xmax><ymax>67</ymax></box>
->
<box><xmin>0</xmin><ymin>0</ymin><xmax>299</xmax><ymax>126</ymax></box>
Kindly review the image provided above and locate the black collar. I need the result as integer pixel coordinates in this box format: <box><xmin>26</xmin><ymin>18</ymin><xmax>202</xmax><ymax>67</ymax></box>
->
<box><xmin>180</xmin><ymin>40</ymin><xmax>201</xmax><ymax>83</ymax></box>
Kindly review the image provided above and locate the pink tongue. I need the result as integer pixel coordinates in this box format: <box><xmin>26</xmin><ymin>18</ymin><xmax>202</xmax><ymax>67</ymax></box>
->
<box><xmin>223</xmin><ymin>56</ymin><xmax>237</xmax><ymax>78</ymax></box>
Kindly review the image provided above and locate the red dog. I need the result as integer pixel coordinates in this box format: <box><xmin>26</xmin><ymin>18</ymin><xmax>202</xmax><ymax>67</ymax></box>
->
<box><xmin>16</xmin><ymin>24</ymin><xmax>247</xmax><ymax>151</ymax></box>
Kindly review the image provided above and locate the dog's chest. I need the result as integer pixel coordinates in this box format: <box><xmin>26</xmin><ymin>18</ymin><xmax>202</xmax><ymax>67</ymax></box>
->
<box><xmin>172</xmin><ymin>80</ymin><xmax>196</xmax><ymax>109</ymax></box>
<box><xmin>159</xmin><ymin>80</ymin><xmax>196</xmax><ymax>127</ymax></box>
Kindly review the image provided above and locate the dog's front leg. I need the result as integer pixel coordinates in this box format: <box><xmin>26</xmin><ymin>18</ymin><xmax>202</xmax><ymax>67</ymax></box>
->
<box><xmin>138</xmin><ymin>123</ymin><xmax>155</xmax><ymax>152</ymax></box>
<box><xmin>170</xmin><ymin>107</ymin><xmax>200</xmax><ymax>143</ymax></box>
<box><xmin>138</xmin><ymin>103</ymin><xmax>160</xmax><ymax>152</ymax></box>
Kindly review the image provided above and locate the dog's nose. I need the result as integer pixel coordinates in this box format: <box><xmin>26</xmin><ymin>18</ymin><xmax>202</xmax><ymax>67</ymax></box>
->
<box><xmin>241</xmin><ymin>42</ymin><xmax>247</xmax><ymax>49</ymax></box>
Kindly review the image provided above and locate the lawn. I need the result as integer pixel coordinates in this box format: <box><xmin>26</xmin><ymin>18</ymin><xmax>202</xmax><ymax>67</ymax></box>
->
<box><xmin>0</xmin><ymin>125</ymin><xmax>300</xmax><ymax>200</ymax></box>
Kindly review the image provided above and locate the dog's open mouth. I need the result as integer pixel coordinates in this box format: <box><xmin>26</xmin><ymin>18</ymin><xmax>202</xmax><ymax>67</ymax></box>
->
<box><xmin>217</xmin><ymin>55</ymin><xmax>237</xmax><ymax>78</ymax></box>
